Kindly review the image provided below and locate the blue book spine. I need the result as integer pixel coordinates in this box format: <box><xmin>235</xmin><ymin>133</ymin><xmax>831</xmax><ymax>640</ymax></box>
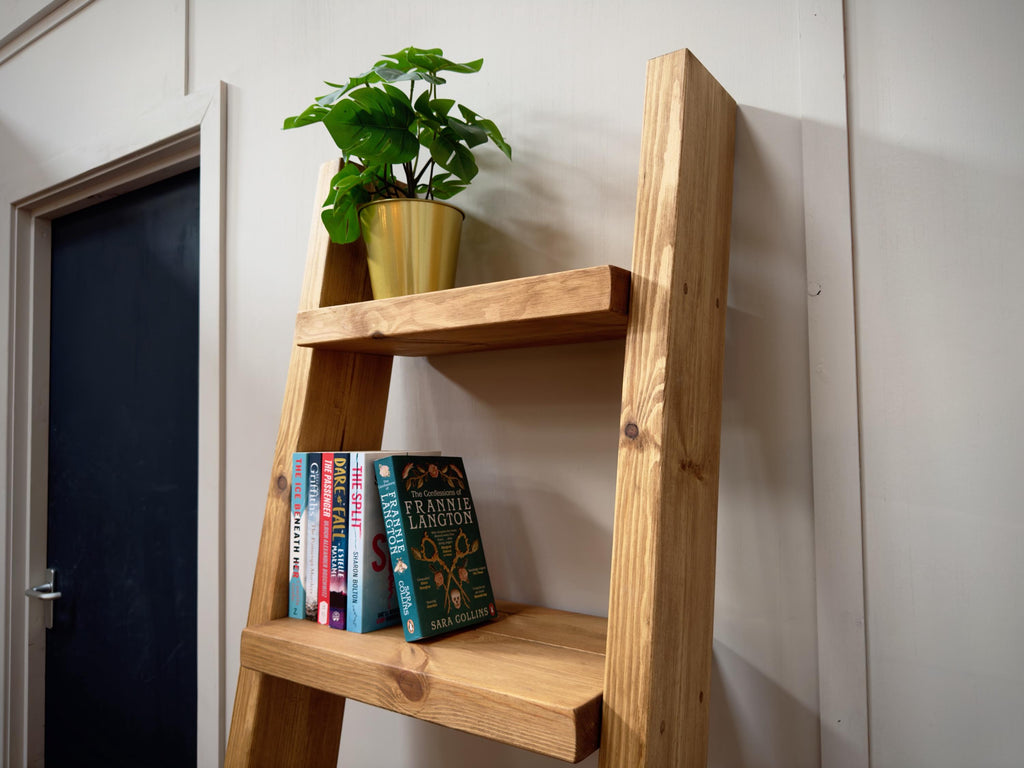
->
<box><xmin>375</xmin><ymin>456</ymin><xmax>422</xmax><ymax>640</ymax></box>
<box><xmin>329</xmin><ymin>453</ymin><xmax>350</xmax><ymax>629</ymax></box>
<box><xmin>288</xmin><ymin>453</ymin><xmax>307</xmax><ymax>619</ymax></box>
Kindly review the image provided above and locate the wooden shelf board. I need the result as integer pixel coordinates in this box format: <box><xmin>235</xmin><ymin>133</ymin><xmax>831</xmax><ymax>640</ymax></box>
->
<box><xmin>240</xmin><ymin>601</ymin><xmax>607</xmax><ymax>763</ymax></box>
<box><xmin>294</xmin><ymin>265</ymin><xmax>631</xmax><ymax>356</ymax></box>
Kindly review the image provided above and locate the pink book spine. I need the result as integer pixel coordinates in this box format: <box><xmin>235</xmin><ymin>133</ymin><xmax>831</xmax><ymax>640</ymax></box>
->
<box><xmin>317</xmin><ymin>453</ymin><xmax>334</xmax><ymax>624</ymax></box>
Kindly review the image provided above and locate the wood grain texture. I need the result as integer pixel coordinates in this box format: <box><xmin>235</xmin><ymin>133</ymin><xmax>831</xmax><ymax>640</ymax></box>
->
<box><xmin>240</xmin><ymin>603</ymin><xmax>607</xmax><ymax>763</ymax></box>
<box><xmin>226</xmin><ymin>160</ymin><xmax>392</xmax><ymax>767</ymax></box>
<box><xmin>600</xmin><ymin>50</ymin><xmax>736</xmax><ymax>768</ymax></box>
<box><xmin>294</xmin><ymin>265</ymin><xmax>631</xmax><ymax>356</ymax></box>
<box><xmin>225</xmin><ymin>667</ymin><xmax>344</xmax><ymax>768</ymax></box>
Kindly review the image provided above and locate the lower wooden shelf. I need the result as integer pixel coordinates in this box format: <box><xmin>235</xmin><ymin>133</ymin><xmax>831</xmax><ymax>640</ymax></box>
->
<box><xmin>239</xmin><ymin>601</ymin><xmax>607</xmax><ymax>763</ymax></box>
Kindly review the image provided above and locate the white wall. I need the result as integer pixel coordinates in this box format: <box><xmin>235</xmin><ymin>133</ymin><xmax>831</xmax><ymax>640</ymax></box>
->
<box><xmin>846</xmin><ymin>1</ymin><xmax>1024</xmax><ymax>767</ymax></box>
<box><xmin>2</xmin><ymin>1</ymin><xmax>822</xmax><ymax>766</ymax></box>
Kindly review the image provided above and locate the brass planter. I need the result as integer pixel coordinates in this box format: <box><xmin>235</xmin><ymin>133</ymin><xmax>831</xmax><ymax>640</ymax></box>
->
<box><xmin>358</xmin><ymin>198</ymin><xmax>464</xmax><ymax>299</ymax></box>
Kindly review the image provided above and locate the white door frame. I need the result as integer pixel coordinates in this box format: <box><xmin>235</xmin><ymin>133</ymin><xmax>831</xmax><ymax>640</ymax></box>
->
<box><xmin>3</xmin><ymin>83</ymin><xmax>226</xmax><ymax>768</ymax></box>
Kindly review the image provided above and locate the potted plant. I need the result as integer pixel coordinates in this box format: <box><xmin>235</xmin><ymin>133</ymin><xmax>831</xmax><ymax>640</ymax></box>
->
<box><xmin>284</xmin><ymin>46</ymin><xmax>512</xmax><ymax>299</ymax></box>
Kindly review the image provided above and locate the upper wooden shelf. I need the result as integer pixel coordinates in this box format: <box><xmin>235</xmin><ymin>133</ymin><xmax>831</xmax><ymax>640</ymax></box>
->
<box><xmin>294</xmin><ymin>265</ymin><xmax>631</xmax><ymax>356</ymax></box>
<box><xmin>240</xmin><ymin>601</ymin><xmax>607</xmax><ymax>763</ymax></box>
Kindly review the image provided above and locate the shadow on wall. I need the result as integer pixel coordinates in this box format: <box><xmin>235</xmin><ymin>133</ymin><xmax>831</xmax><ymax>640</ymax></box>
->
<box><xmin>715</xmin><ymin>104</ymin><xmax>821</xmax><ymax>768</ymax></box>
<box><xmin>722</xmin><ymin>105</ymin><xmax>813</xmax><ymax>499</ymax></box>
<box><xmin>454</xmin><ymin>107</ymin><xmax>639</xmax><ymax>285</ymax></box>
<box><xmin>710</xmin><ymin>641</ymin><xmax>821</xmax><ymax>767</ymax></box>
<box><xmin>386</xmin><ymin>339</ymin><xmax>624</xmax><ymax>616</ymax></box>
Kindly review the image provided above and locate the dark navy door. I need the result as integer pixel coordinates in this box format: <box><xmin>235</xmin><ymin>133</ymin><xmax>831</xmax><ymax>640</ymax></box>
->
<box><xmin>45</xmin><ymin>169</ymin><xmax>199</xmax><ymax>766</ymax></box>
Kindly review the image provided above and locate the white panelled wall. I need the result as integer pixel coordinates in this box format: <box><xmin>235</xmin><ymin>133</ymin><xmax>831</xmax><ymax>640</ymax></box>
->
<box><xmin>846</xmin><ymin>2</ymin><xmax>1024</xmax><ymax>767</ymax></box>
<box><xmin>1</xmin><ymin>0</ymin><xmax>1020</xmax><ymax>767</ymax></box>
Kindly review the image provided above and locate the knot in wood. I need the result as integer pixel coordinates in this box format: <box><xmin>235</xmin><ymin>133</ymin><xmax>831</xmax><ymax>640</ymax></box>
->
<box><xmin>624</xmin><ymin>423</ymin><xmax>640</xmax><ymax>440</ymax></box>
<box><xmin>397</xmin><ymin>670</ymin><xmax>426</xmax><ymax>702</ymax></box>
<box><xmin>680</xmin><ymin>459</ymin><xmax>705</xmax><ymax>481</ymax></box>
<box><xmin>276</xmin><ymin>474</ymin><xmax>288</xmax><ymax>492</ymax></box>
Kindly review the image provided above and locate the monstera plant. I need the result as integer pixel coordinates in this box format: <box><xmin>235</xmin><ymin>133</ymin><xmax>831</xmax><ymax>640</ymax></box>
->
<box><xmin>284</xmin><ymin>46</ymin><xmax>512</xmax><ymax>249</ymax></box>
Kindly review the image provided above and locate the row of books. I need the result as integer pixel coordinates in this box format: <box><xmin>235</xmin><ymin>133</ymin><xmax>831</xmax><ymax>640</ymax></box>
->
<box><xmin>288</xmin><ymin>451</ymin><xmax>496</xmax><ymax>641</ymax></box>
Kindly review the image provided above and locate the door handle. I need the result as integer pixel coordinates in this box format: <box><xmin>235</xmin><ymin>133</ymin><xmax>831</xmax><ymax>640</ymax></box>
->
<box><xmin>26</xmin><ymin>568</ymin><xmax>60</xmax><ymax>629</ymax></box>
<box><xmin>25</xmin><ymin>568</ymin><xmax>61</xmax><ymax>601</ymax></box>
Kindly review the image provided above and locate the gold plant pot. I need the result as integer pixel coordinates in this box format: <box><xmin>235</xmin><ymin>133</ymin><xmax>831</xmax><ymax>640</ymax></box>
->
<box><xmin>359</xmin><ymin>198</ymin><xmax>465</xmax><ymax>300</ymax></box>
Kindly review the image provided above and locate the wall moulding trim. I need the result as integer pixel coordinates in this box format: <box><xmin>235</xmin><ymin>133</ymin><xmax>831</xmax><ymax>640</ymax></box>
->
<box><xmin>0</xmin><ymin>0</ymin><xmax>96</xmax><ymax>66</ymax></box>
<box><xmin>3</xmin><ymin>82</ymin><xmax>227</xmax><ymax>767</ymax></box>
<box><xmin>12</xmin><ymin>128</ymin><xmax>201</xmax><ymax>218</ymax></box>
<box><xmin>797</xmin><ymin>1</ymin><xmax>871</xmax><ymax>767</ymax></box>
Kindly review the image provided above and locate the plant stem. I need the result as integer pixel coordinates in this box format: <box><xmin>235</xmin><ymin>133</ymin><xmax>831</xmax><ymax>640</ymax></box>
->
<box><xmin>403</xmin><ymin>162</ymin><xmax>416</xmax><ymax>198</ymax></box>
<box><xmin>413</xmin><ymin>160</ymin><xmax>432</xmax><ymax>186</ymax></box>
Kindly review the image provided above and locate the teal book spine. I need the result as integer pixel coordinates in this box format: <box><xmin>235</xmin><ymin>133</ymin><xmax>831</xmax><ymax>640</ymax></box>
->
<box><xmin>374</xmin><ymin>455</ymin><xmax>496</xmax><ymax>642</ymax></box>
<box><xmin>374</xmin><ymin>456</ymin><xmax>421</xmax><ymax>639</ymax></box>
<box><xmin>288</xmin><ymin>452</ymin><xmax>307</xmax><ymax>620</ymax></box>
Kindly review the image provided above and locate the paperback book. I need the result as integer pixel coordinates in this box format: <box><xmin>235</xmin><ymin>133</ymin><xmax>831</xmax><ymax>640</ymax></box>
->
<box><xmin>317</xmin><ymin>453</ymin><xmax>334</xmax><ymax>625</ymax></box>
<box><xmin>328</xmin><ymin>453</ymin><xmax>350</xmax><ymax>629</ymax></box>
<box><xmin>303</xmin><ymin>452</ymin><xmax>322</xmax><ymax>620</ymax></box>
<box><xmin>287</xmin><ymin>453</ymin><xmax>307</xmax><ymax>620</ymax></box>
<box><xmin>347</xmin><ymin>451</ymin><xmax>440</xmax><ymax>633</ymax></box>
<box><xmin>374</xmin><ymin>455</ymin><xmax>496</xmax><ymax>641</ymax></box>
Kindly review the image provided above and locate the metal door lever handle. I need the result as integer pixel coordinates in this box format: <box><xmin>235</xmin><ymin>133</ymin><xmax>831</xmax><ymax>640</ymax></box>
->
<box><xmin>25</xmin><ymin>568</ymin><xmax>60</xmax><ymax>629</ymax></box>
<box><xmin>25</xmin><ymin>582</ymin><xmax>61</xmax><ymax>600</ymax></box>
<box><xmin>25</xmin><ymin>568</ymin><xmax>61</xmax><ymax>600</ymax></box>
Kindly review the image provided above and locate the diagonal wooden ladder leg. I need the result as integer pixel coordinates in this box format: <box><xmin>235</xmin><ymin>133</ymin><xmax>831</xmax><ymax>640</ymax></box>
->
<box><xmin>601</xmin><ymin>50</ymin><xmax>736</xmax><ymax>768</ymax></box>
<box><xmin>225</xmin><ymin>160</ymin><xmax>394</xmax><ymax>767</ymax></box>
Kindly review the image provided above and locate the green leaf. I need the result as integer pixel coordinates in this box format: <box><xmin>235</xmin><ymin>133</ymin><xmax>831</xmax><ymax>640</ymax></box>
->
<box><xmin>380</xmin><ymin>46</ymin><xmax>483</xmax><ymax>76</ymax></box>
<box><xmin>329</xmin><ymin>165</ymin><xmax>372</xmax><ymax>196</ymax></box>
<box><xmin>323</xmin><ymin>87</ymin><xmax>418</xmax><ymax>164</ymax></box>
<box><xmin>282</xmin><ymin>103</ymin><xmax>329</xmax><ymax>129</ymax></box>
<box><xmin>320</xmin><ymin>166</ymin><xmax>374</xmax><ymax>244</ymax></box>
<box><xmin>458</xmin><ymin>105</ymin><xmax>512</xmax><ymax>159</ymax></box>
<box><xmin>409</xmin><ymin>51</ymin><xmax>483</xmax><ymax>75</ymax></box>
<box><xmin>425</xmin><ymin>172</ymin><xmax>470</xmax><ymax>200</ymax></box>
<box><xmin>381</xmin><ymin>82</ymin><xmax>413</xmax><ymax>109</ymax></box>
<box><xmin>318</xmin><ymin>71</ymin><xmax>384</xmax><ymax>105</ymax></box>
<box><xmin>412</xmin><ymin>93</ymin><xmax>457</xmax><ymax>136</ymax></box>
<box><xmin>445</xmin><ymin>116</ymin><xmax>488</xmax><ymax>148</ymax></box>
<box><xmin>426</xmin><ymin>127</ymin><xmax>479</xmax><ymax>182</ymax></box>
<box><xmin>430</xmin><ymin>98</ymin><xmax>456</xmax><ymax>117</ymax></box>
<box><xmin>379</xmin><ymin>46</ymin><xmax>442</xmax><ymax>72</ymax></box>
<box><xmin>321</xmin><ymin>191</ymin><xmax>360</xmax><ymax>244</ymax></box>
<box><xmin>371</xmin><ymin>63</ymin><xmax>442</xmax><ymax>86</ymax></box>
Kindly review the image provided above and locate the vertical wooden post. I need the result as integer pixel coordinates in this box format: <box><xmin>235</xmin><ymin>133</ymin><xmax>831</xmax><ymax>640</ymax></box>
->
<box><xmin>225</xmin><ymin>161</ymin><xmax>393</xmax><ymax>767</ymax></box>
<box><xmin>601</xmin><ymin>50</ymin><xmax>736</xmax><ymax>768</ymax></box>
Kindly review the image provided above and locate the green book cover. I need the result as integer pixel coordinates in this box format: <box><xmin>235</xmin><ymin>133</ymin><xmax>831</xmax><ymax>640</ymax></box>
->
<box><xmin>374</xmin><ymin>456</ymin><xmax>496</xmax><ymax>641</ymax></box>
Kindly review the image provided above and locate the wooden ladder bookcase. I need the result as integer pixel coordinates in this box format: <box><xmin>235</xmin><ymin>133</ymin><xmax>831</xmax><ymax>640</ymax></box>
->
<box><xmin>225</xmin><ymin>48</ymin><xmax>735</xmax><ymax>768</ymax></box>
